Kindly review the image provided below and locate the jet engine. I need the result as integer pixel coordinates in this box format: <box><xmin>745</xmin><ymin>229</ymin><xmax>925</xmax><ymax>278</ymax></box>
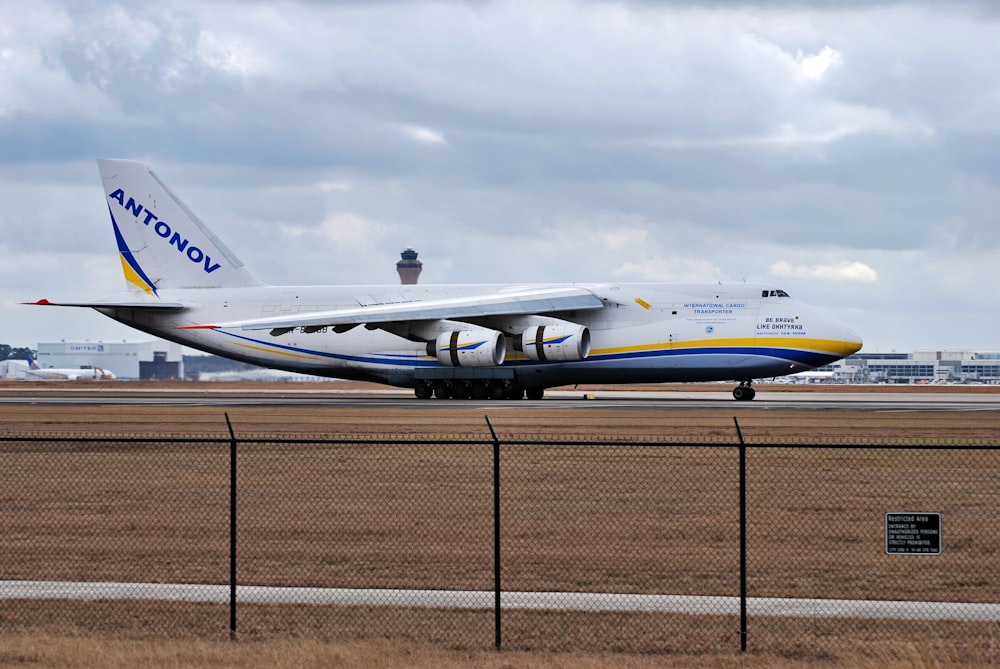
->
<box><xmin>519</xmin><ymin>324</ymin><xmax>591</xmax><ymax>362</ymax></box>
<box><xmin>429</xmin><ymin>329</ymin><xmax>506</xmax><ymax>367</ymax></box>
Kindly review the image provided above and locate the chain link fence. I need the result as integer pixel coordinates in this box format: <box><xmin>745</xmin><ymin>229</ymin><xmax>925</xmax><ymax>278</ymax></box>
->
<box><xmin>1</xmin><ymin>427</ymin><xmax>997</xmax><ymax>658</ymax></box>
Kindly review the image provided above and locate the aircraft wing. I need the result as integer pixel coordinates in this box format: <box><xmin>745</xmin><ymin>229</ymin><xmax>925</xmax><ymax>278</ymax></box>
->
<box><xmin>182</xmin><ymin>286</ymin><xmax>606</xmax><ymax>332</ymax></box>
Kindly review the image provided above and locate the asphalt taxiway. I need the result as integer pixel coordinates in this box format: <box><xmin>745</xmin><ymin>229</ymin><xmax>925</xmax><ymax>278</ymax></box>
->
<box><xmin>1</xmin><ymin>385</ymin><xmax>999</xmax><ymax>412</ymax></box>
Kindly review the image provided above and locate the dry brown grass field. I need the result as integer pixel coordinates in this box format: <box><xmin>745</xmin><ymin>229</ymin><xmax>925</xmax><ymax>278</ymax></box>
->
<box><xmin>1</xmin><ymin>631</ymin><xmax>995</xmax><ymax>669</ymax></box>
<box><xmin>2</xmin><ymin>381</ymin><xmax>999</xmax><ymax>668</ymax></box>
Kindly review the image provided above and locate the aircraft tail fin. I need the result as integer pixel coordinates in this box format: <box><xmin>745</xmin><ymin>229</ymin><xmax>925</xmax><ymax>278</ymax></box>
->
<box><xmin>97</xmin><ymin>159</ymin><xmax>262</xmax><ymax>296</ymax></box>
<box><xmin>25</xmin><ymin>356</ymin><xmax>40</xmax><ymax>370</ymax></box>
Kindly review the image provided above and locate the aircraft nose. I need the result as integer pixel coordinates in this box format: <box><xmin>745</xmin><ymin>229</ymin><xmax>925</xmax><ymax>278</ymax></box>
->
<box><xmin>810</xmin><ymin>305</ymin><xmax>863</xmax><ymax>356</ymax></box>
<box><xmin>843</xmin><ymin>328</ymin><xmax>863</xmax><ymax>355</ymax></box>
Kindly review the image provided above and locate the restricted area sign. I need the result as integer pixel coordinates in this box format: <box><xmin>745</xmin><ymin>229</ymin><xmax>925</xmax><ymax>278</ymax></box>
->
<box><xmin>885</xmin><ymin>512</ymin><xmax>941</xmax><ymax>555</ymax></box>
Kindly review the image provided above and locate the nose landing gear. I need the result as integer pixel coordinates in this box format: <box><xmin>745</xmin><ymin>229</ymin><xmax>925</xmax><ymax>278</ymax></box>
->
<box><xmin>733</xmin><ymin>380</ymin><xmax>756</xmax><ymax>401</ymax></box>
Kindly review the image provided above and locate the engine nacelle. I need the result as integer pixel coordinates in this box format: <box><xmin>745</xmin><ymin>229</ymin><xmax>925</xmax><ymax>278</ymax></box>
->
<box><xmin>519</xmin><ymin>324</ymin><xmax>591</xmax><ymax>362</ymax></box>
<box><xmin>429</xmin><ymin>329</ymin><xmax>506</xmax><ymax>367</ymax></box>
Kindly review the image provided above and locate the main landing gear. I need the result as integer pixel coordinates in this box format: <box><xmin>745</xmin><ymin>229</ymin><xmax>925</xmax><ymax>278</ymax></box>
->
<box><xmin>413</xmin><ymin>379</ymin><xmax>543</xmax><ymax>400</ymax></box>
<box><xmin>732</xmin><ymin>380</ymin><xmax>756</xmax><ymax>401</ymax></box>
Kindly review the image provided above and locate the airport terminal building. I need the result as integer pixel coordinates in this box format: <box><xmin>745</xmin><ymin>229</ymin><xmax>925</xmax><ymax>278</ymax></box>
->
<box><xmin>822</xmin><ymin>350</ymin><xmax>1000</xmax><ymax>384</ymax></box>
<box><xmin>34</xmin><ymin>341</ymin><xmax>184</xmax><ymax>381</ymax></box>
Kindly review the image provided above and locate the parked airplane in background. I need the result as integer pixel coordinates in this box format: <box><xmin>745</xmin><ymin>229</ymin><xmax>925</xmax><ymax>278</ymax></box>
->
<box><xmin>26</xmin><ymin>159</ymin><xmax>862</xmax><ymax>400</ymax></box>
<box><xmin>23</xmin><ymin>356</ymin><xmax>115</xmax><ymax>381</ymax></box>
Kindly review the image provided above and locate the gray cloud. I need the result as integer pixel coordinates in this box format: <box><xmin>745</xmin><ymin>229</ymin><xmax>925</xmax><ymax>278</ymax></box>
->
<box><xmin>2</xmin><ymin>0</ymin><xmax>999</xmax><ymax>352</ymax></box>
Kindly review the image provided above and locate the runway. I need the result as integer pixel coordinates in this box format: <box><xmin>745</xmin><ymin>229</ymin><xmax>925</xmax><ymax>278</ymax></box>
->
<box><xmin>2</xmin><ymin>384</ymin><xmax>1000</xmax><ymax>412</ymax></box>
<box><xmin>5</xmin><ymin>580</ymin><xmax>999</xmax><ymax>622</ymax></box>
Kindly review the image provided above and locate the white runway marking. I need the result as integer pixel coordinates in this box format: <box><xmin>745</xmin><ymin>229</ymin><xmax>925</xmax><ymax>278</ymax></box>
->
<box><xmin>3</xmin><ymin>581</ymin><xmax>998</xmax><ymax>621</ymax></box>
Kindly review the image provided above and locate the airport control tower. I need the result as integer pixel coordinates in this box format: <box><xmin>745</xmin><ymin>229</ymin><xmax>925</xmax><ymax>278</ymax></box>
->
<box><xmin>396</xmin><ymin>248</ymin><xmax>422</xmax><ymax>284</ymax></box>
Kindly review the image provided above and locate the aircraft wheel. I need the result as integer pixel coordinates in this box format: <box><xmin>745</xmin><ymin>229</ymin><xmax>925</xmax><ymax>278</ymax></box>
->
<box><xmin>414</xmin><ymin>382</ymin><xmax>433</xmax><ymax>399</ymax></box>
<box><xmin>433</xmin><ymin>381</ymin><xmax>452</xmax><ymax>399</ymax></box>
<box><xmin>471</xmin><ymin>380</ymin><xmax>489</xmax><ymax>400</ymax></box>
<box><xmin>525</xmin><ymin>387</ymin><xmax>545</xmax><ymax>400</ymax></box>
<box><xmin>452</xmin><ymin>381</ymin><xmax>472</xmax><ymax>400</ymax></box>
<box><xmin>489</xmin><ymin>382</ymin><xmax>508</xmax><ymax>400</ymax></box>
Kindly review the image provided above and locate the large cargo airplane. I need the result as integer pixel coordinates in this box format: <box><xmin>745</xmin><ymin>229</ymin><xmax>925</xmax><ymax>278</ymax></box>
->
<box><xmin>26</xmin><ymin>159</ymin><xmax>862</xmax><ymax>400</ymax></box>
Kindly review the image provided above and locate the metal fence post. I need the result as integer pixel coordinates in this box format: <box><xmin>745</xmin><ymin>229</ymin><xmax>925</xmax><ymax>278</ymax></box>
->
<box><xmin>486</xmin><ymin>416</ymin><xmax>502</xmax><ymax>650</ymax></box>
<box><xmin>734</xmin><ymin>416</ymin><xmax>747</xmax><ymax>653</ymax></box>
<box><xmin>225</xmin><ymin>413</ymin><xmax>238</xmax><ymax>640</ymax></box>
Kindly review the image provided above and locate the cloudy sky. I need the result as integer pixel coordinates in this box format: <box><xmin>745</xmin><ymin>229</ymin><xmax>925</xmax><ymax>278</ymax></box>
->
<box><xmin>2</xmin><ymin>0</ymin><xmax>999</xmax><ymax>353</ymax></box>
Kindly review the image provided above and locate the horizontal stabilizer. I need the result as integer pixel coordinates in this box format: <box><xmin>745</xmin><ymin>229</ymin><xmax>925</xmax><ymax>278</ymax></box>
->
<box><xmin>24</xmin><ymin>298</ymin><xmax>187</xmax><ymax>310</ymax></box>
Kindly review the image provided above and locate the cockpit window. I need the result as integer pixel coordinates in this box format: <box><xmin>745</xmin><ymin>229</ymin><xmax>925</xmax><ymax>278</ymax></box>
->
<box><xmin>761</xmin><ymin>289</ymin><xmax>791</xmax><ymax>298</ymax></box>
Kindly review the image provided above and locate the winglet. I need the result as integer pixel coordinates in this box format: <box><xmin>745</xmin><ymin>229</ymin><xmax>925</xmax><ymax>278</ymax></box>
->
<box><xmin>175</xmin><ymin>324</ymin><xmax>220</xmax><ymax>330</ymax></box>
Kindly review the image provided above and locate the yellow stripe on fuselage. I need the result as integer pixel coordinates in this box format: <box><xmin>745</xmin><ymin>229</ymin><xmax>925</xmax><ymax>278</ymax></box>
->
<box><xmin>233</xmin><ymin>342</ymin><xmax>322</xmax><ymax>361</ymax></box>
<box><xmin>591</xmin><ymin>336</ymin><xmax>859</xmax><ymax>357</ymax></box>
<box><xmin>753</xmin><ymin>337</ymin><xmax>862</xmax><ymax>356</ymax></box>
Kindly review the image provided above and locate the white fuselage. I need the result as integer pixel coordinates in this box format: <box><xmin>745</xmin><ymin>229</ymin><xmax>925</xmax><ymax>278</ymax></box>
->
<box><xmin>98</xmin><ymin>281</ymin><xmax>861</xmax><ymax>388</ymax></box>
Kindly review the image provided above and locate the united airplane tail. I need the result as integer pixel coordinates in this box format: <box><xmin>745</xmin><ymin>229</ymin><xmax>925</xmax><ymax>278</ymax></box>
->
<box><xmin>97</xmin><ymin>159</ymin><xmax>262</xmax><ymax>296</ymax></box>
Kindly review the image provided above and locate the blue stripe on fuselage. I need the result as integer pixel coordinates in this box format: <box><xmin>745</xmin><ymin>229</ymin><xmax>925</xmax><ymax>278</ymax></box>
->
<box><xmin>205</xmin><ymin>331</ymin><xmax>841</xmax><ymax>371</ymax></box>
